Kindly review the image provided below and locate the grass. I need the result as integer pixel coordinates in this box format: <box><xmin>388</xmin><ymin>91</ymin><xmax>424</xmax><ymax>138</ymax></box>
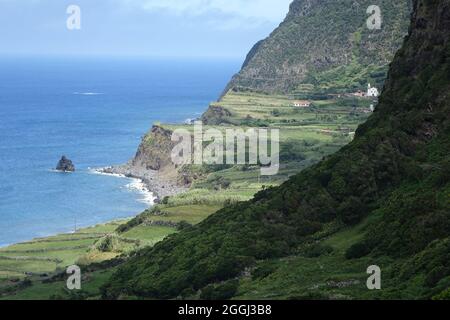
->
<box><xmin>1</xmin><ymin>268</ymin><xmax>117</xmax><ymax>300</ymax></box>
<box><xmin>158</xmin><ymin>205</ymin><xmax>224</xmax><ymax>224</ymax></box>
<box><xmin>0</xmin><ymin>221</ymin><xmax>140</xmax><ymax>285</ymax></box>
<box><xmin>235</xmin><ymin>255</ymin><xmax>390</xmax><ymax>300</ymax></box>
<box><xmin>0</xmin><ymin>202</ymin><xmax>223</xmax><ymax>298</ymax></box>
<box><xmin>122</xmin><ymin>226</ymin><xmax>176</xmax><ymax>243</ymax></box>
<box><xmin>234</xmin><ymin>219</ymin><xmax>393</xmax><ymax>300</ymax></box>
<box><xmin>0</xmin><ymin>238</ymin><xmax>97</xmax><ymax>252</ymax></box>
<box><xmin>208</xmin><ymin>92</ymin><xmax>372</xmax><ymax>126</ymax></box>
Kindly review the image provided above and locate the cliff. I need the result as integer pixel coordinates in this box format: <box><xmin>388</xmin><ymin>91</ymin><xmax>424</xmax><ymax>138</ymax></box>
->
<box><xmin>132</xmin><ymin>125</ymin><xmax>176</xmax><ymax>172</ymax></box>
<box><xmin>223</xmin><ymin>0</ymin><xmax>412</xmax><ymax>96</ymax></box>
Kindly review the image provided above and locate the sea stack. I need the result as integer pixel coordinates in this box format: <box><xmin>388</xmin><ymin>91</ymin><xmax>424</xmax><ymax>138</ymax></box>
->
<box><xmin>56</xmin><ymin>156</ymin><xmax>75</xmax><ymax>172</ymax></box>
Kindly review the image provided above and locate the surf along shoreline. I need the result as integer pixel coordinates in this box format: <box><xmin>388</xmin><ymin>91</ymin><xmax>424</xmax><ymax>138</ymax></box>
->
<box><xmin>0</xmin><ymin>158</ymin><xmax>185</xmax><ymax>250</ymax></box>
<box><xmin>95</xmin><ymin>162</ymin><xmax>187</xmax><ymax>203</ymax></box>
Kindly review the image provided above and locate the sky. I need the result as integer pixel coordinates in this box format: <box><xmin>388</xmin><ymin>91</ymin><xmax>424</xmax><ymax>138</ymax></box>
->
<box><xmin>0</xmin><ymin>0</ymin><xmax>292</xmax><ymax>59</ymax></box>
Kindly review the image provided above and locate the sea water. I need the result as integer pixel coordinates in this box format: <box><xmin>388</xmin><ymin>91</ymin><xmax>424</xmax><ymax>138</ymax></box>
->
<box><xmin>0</xmin><ymin>55</ymin><xmax>239</xmax><ymax>247</ymax></box>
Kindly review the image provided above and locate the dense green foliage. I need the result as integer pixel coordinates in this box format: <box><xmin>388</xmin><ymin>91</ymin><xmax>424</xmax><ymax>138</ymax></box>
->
<box><xmin>102</xmin><ymin>0</ymin><xmax>450</xmax><ymax>299</ymax></box>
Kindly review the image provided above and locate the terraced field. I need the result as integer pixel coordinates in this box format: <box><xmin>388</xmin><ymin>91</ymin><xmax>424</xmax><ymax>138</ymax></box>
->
<box><xmin>0</xmin><ymin>226</ymin><xmax>115</xmax><ymax>280</ymax></box>
<box><xmin>210</xmin><ymin>92</ymin><xmax>373</xmax><ymax>126</ymax></box>
<box><xmin>0</xmin><ymin>203</ymin><xmax>221</xmax><ymax>299</ymax></box>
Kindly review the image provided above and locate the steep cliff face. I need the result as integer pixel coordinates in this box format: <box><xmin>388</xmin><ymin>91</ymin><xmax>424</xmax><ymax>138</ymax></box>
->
<box><xmin>132</xmin><ymin>125</ymin><xmax>175</xmax><ymax>172</ymax></box>
<box><xmin>224</xmin><ymin>0</ymin><xmax>412</xmax><ymax>95</ymax></box>
<box><xmin>131</xmin><ymin>125</ymin><xmax>200</xmax><ymax>188</ymax></box>
<box><xmin>201</xmin><ymin>105</ymin><xmax>232</xmax><ymax>125</ymax></box>
<box><xmin>103</xmin><ymin>0</ymin><xmax>450</xmax><ymax>299</ymax></box>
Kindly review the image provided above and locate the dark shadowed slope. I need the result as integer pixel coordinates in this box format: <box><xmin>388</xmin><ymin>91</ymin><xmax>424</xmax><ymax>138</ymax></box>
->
<box><xmin>103</xmin><ymin>0</ymin><xmax>450</xmax><ymax>299</ymax></box>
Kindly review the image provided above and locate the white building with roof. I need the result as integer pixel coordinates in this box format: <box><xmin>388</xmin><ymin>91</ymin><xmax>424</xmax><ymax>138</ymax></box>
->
<box><xmin>367</xmin><ymin>84</ymin><xmax>379</xmax><ymax>97</ymax></box>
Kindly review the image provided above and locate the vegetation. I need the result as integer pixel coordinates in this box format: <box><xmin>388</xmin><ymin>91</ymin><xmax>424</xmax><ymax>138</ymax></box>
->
<box><xmin>2</xmin><ymin>0</ymin><xmax>449</xmax><ymax>301</ymax></box>
<box><xmin>100</xmin><ymin>0</ymin><xmax>450</xmax><ymax>300</ymax></box>
<box><xmin>225</xmin><ymin>0</ymin><xmax>411</xmax><ymax>94</ymax></box>
<box><xmin>0</xmin><ymin>89</ymin><xmax>374</xmax><ymax>299</ymax></box>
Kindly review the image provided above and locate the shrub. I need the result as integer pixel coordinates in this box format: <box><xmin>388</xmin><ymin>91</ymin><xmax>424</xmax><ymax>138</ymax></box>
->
<box><xmin>221</xmin><ymin>180</ymin><xmax>231</xmax><ymax>189</ymax></box>
<box><xmin>346</xmin><ymin>241</ymin><xmax>371</xmax><ymax>259</ymax></box>
<box><xmin>338</xmin><ymin>196</ymin><xmax>366</xmax><ymax>225</ymax></box>
<box><xmin>432</xmin><ymin>288</ymin><xmax>450</xmax><ymax>300</ymax></box>
<box><xmin>425</xmin><ymin>267</ymin><xmax>448</xmax><ymax>288</ymax></box>
<box><xmin>162</xmin><ymin>196</ymin><xmax>170</xmax><ymax>205</ymax></box>
<box><xmin>252</xmin><ymin>263</ymin><xmax>277</xmax><ymax>280</ymax></box>
<box><xmin>200</xmin><ymin>280</ymin><xmax>239</xmax><ymax>300</ymax></box>
<box><xmin>177</xmin><ymin>221</ymin><xmax>193</xmax><ymax>231</ymax></box>
<box><xmin>20</xmin><ymin>279</ymin><xmax>32</xmax><ymax>289</ymax></box>
<box><xmin>304</xmin><ymin>244</ymin><xmax>334</xmax><ymax>258</ymax></box>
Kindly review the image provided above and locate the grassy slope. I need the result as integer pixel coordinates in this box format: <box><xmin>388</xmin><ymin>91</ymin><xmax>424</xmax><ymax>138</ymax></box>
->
<box><xmin>0</xmin><ymin>204</ymin><xmax>219</xmax><ymax>299</ymax></box>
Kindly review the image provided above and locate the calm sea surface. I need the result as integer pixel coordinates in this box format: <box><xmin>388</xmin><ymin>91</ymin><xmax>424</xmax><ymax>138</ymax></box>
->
<box><xmin>0</xmin><ymin>56</ymin><xmax>239</xmax><ymax>246</ymax></box>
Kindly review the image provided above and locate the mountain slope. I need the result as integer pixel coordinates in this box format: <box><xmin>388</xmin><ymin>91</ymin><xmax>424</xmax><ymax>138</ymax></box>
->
<box><xmin>223</xmin><ymin>0</ymin><xmax>411</xmax><ymax>96</ymax></box>
<box><xmin>102</xmin><ymin>0</ymin><xmax>450</xmax><ymax>299</ymax></box>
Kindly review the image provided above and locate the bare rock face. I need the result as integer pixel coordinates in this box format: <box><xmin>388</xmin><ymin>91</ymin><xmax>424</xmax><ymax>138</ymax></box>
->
<box><xmin>56</xmin><ymin>156</ymin><xmax>75</xmax><ymax>172</ymax></box>
<box><xmin>201</xmin><ymin>105</ymin><xmax>232</xmax><ymax>125</ymax></box>
<box><xmin>132</xmin><ymin>125</ymin><xmax>176</xmax><ymax>171</ymax></box>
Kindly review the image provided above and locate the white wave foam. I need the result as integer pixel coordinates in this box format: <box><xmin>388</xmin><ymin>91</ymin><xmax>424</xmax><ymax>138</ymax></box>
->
<box><xmin>48</xmin><ymin>169</ymin><xmax>73</xmax><ymax>173</ymax></box>
<box><xmin>89</xmin><ymin>168</ymin><xmax>155</xmax><ymax>206</ymax></box>
<box><xmin>89</xmin><ymin>168</ymin><xmax>126</xmax><ymax>178</ymax></box>
<box><xmin>73</xmin><ymin>92</ymin><xmax>104</xmax><ymax>96</ymax></box>
<box><xmin>125</xmin><ymin>179</ymin><xmax>156</xmax><ymax>206</ymax></box>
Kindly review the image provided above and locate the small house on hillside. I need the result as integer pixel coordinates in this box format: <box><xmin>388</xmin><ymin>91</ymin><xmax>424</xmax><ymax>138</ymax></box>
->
<box><xmin>293</xmin><ymin>100</ymin><xmax>311</xmax><ymax>108</ymax></box>
<box><xmin>367</xmin><ymin>84</ymin><xmax>379</xmax><ymax>97</ymax></box>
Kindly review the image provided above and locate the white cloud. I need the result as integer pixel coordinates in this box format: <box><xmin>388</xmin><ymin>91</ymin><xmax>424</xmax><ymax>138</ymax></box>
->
<box><xmin>122</xmin><ymin>0</ymin><xmax>292</xmax><ymax>23</ymax></box>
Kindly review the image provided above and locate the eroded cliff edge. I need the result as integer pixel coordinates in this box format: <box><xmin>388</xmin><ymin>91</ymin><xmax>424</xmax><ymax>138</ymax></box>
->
<box><xmin>223</xmin><ymin>0</ymin><xmax>412</xmax><ymax>95</ymax></box>
<box><xmin>102</xmin><ymin>125</ymin><xmax>186</xmax><ymax>200</ymax></box>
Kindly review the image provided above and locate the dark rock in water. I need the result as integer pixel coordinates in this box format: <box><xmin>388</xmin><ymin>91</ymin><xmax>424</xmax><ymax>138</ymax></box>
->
<box><xmin>56</xmin><ymin>156</ymin><xmax>75</xmax><ymax>172</ymax></box>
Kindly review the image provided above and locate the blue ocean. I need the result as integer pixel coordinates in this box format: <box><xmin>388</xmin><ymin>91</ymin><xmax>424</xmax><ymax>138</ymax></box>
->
<box><xmin>0</xmin><ymin>56</ymin><xmax>239</xmax><ymax>247</ymax></box>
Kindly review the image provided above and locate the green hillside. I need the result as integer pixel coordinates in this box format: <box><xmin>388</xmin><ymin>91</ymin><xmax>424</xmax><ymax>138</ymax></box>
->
<box><xmin>224</xmin><ymin>0</ymin><xmax>411</xmax><ymax>96</ymax></box>
<box><xmin>102</xmin><ymin>0</ymin><xmax>450</xmax><ymax>300</ymax></box>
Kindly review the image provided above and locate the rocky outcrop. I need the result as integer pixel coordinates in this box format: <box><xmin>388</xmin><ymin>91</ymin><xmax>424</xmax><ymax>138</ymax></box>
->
<box><xmin>201</xmin><ymin>105</ymin><xmax>233</xmax><ymax>125</ymax></box>
<box><xmin>101</xmin><ymin>125</ymin><xmax>189</xmax><ymax>200</ymax></box>
<box><xmin>132</xmin><ymin>125</ymin><xmax>176</xmax><ymax>171</ymax></box>
<box><xmin>56</xmin><ymin>156</ymin><xmax>75</xmax><ymax>172</ymax></box>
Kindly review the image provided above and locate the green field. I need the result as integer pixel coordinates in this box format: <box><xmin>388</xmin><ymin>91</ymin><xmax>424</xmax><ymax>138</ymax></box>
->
<box><xmin>0</xmin><ymin>202</ymin><xmax>223</xmax><ymax>299</ymax></box>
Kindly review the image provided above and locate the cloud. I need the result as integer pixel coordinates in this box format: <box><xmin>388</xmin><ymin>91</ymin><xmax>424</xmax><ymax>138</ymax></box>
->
<box><xmin>0</xmin><ymin>0</ymin><xmax>292</xmax><ymax>56</ymax></box>
<box><xmin>121</xmin><ymin>0</ymin><xmax>292</xmax><ymax>24</ymax></box>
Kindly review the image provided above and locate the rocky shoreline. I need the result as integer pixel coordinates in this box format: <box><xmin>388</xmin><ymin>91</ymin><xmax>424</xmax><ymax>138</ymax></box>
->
<box><xmin>97</xmin><ymin>162</ymin><xmax>187</xmax><ymax>203</ymax></box>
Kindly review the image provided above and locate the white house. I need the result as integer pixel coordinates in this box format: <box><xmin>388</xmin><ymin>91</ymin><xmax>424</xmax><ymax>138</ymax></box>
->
<box><xmin>367</xmin><ymin>84</ymin><xmax>379</xmax><ymax>97</ymax></box>
<box><xmin>293</xmin><ymin>100</ymin><xmax>311</xmax><ymax>108</ymax></box>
